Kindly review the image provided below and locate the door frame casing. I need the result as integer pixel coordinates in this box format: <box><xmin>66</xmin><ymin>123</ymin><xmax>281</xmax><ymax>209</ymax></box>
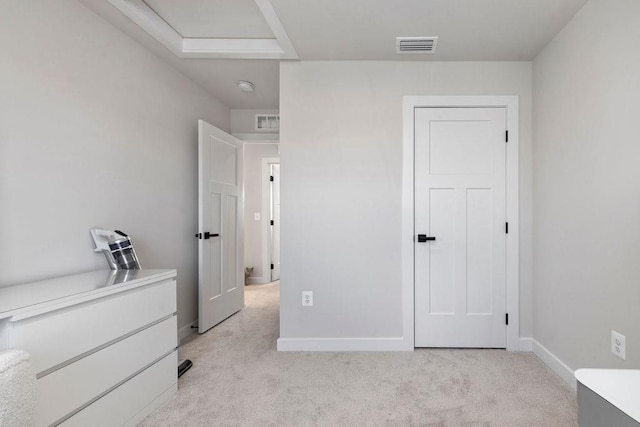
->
<box><xmin>401</xmin><ymin>96</ymin><xmax>520</xmax><ymax>351</ymax></box>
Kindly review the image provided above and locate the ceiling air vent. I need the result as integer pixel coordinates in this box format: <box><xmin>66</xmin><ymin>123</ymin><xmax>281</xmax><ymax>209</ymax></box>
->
<box><xmin>396</xmin><ymin>37</ymin><xmax>438</xmax><ymax>54</ymax></box>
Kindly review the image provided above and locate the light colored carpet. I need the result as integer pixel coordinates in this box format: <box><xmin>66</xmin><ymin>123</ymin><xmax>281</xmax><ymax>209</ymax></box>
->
<box><xmin>139</xmin><ymin>282</ymin><xmax>577</xmax><ymax>426</ymax></box>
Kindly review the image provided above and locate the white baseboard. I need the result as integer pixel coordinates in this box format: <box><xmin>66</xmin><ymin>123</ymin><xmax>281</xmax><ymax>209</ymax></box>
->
<box><xmin>246</xmin><ymin>276</ymin><xmax>270</xmax><ymax>285</ymax></box>
<box><xmin>178</xmin><ymin>320</ymin><xmax>197</xmax><ymax>342</ymax></box>
<box><xmin>277</xmin><ymin>337</ymin><xmax>412</xmax><ymax>352</ymax></box>
<box><xmin>532</xmin><ymin>339</ymin><xmax>576</xmax><ymax>390</ymax></box>
<box><xmin>277</xmin><ymin>336</ymin><xmax>535</xmax><ymax>352</ymax></box>
<box><xmin>518</xmin><ymin>337</ymin><xmax>533</xmax><ymax>351</ymax></box>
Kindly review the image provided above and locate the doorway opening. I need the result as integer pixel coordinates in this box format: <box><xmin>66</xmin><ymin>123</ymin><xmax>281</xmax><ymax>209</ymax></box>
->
<box><xmin>269</xmin><ymin>163</ymin><xmax>281</xmax><ymax>281</ymax></box>
<box><xmin>259</xmin><ymin>156</ymin><xmax>280</xmax><ymax>285</ymax></box>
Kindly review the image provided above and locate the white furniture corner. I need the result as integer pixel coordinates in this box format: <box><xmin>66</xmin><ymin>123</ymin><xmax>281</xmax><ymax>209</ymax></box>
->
<box><xmin>575</xmin><ymin>369</ymin><xmax>640</xmax><ymax>427</ymax></box>
<box><xmin>0</xmin><ymin>269</ymin><xmax>178</xmax><ymax>427</ymax></box>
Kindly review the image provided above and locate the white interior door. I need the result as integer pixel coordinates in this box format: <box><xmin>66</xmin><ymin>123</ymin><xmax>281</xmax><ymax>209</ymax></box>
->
<box><xmin>198</xmin><ymin>120</ymin><xmax>244</xmax><ymax>334</ymax></box>
<box><xmin>270</xmin><ymin>164</ymin><xmax>281</xmax><ymax>281</ymax></box>
<box><xmin>414</xmin><ymin>108</ymin><xmax>506</xmax><ymax>348</ymax></box>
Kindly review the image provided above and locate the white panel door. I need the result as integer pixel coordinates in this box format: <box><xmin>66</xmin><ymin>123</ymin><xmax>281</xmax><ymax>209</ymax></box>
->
<box><xmin>198</xmin><ymin>120</ymin><xmax>244</xmax><ymax>333</ymax></box>
<box><xmin>270</xmin><ymin>163</ymin><xmax>281</xmax><ymax>281</ymax></box>
<box><xmin>414</xmin><ymin>108</ymin><xmax>506</xmax><ymax>348</ymax></box>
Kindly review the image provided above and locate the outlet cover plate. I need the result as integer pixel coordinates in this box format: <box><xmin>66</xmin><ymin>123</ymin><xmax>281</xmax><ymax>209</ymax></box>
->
<box><xmin>612</xmin><ymin>330</ymin><xmax>626</xmax><ymax>360</ymax></box>
<box><xmin>302</xmin><ymin>291</ymin><xmax>313</xmax><ymax>307</ymax></box>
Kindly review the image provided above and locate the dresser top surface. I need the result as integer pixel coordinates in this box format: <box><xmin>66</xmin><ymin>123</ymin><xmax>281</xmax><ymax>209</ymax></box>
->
<box><xmin>0</xmin><ymin>269</ymin><xmax>176</xmax><ymax>319</ymax></box>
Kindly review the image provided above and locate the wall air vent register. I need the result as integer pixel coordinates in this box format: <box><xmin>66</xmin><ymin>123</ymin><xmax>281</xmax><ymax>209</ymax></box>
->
<box><xmin>256</xmin><ymin>114</ymin><xmax>280</xmax><ymax>131</ymax></box>
<box><xmin>396</xmin><ymin>37</ymin><xmax>439</xmax><ymax>54</ymax></box>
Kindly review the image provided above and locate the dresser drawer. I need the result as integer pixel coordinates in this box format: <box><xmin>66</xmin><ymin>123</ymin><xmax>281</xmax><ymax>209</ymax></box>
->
<box><xmin>60</xmin><ymin>351</ymin><xmax>177</xmax><ymax>427</ymax></box>
<box><xmin>9</xmin><ymin>279</ymin><xmax>176</xmax><ymax>375</ymax></box>
<box><xmin>35</xmin><ymin>316</ymin><xmax>177</xmax><ymax>426</ymax></box>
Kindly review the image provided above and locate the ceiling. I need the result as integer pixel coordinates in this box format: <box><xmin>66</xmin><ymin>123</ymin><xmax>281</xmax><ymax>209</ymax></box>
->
<box><xmin>143</xmin><ymin>0</ymin><xmax>275</xmax><ymax>39</ymax></box>
<box><xmin>80</xmin><ymin>0</ymin><xmax>588</xmax><ymax>109</ymax></box>
<box><xmin>271</xmin><ymin>0</ymin><xmax>587</xmax><ymax>61</ymax></box>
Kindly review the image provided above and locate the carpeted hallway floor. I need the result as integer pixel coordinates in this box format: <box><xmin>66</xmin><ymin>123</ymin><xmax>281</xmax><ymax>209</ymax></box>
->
<box><xmin>139</xmin><ymin>282</ymin><xmax>577</xmax><ymax>426</ymax></box>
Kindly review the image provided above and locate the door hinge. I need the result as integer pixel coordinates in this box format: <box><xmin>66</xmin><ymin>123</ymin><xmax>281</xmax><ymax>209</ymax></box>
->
<box><xmin>506</xmin><ymin>313</ymin><xmax>509</xmax><ymax>325</ymax></box>
<box><xmin>505</xmin><ymin>222</ymin><xmax>509</xmax><ymax>234</ymax></box>
<box><xmin>270</xmin><ymin>175</ymin><xmax>274</xmax><ymax>182</ymax></box>
<box><xmin>270</xmin><ymin>220</ymin><xmax>274</xmax><ymax>225</ymax></box>
<box><xmin>270</xmin><ymin>264</ymin><xmax>274</xmax><ymax>270</ymax></box>
<box><xmin>505</xmin><ymin>130</ymin><xmax>509</xmax><ymax>142</ymax></box>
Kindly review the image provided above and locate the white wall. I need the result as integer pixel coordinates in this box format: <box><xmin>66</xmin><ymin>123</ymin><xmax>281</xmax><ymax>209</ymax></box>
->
<box><xmin>533</xmin><ymin>0</ymin><xmax>640</xmax><ymax>369</ymax></box>
<box><xmin>279</xmin><ymin>61</ymin><xmax>532</xmax><ymax>342</ymax></box>
<box><xmin>243</xmin><ymin>143</ymin><xmax>279</xmax><ymax>283</ymax></box>
<box><xmin>0</xmin><ymin>0</ymin><xmax>230</xmax><ymax>336</ymax></box>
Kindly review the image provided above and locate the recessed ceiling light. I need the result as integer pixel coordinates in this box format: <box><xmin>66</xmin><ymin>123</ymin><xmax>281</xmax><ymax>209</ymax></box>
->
<box><xmin>236</xmin><ymin>81</ymin><xmax>255</xmax><ymax>93</ymax></box>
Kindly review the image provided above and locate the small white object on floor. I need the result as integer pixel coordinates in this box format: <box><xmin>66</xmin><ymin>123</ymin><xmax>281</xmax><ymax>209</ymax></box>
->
<box><xmin>0</xmin><ymin>349</ymin><xmax>36</xmax><ymax>427</ymax></box>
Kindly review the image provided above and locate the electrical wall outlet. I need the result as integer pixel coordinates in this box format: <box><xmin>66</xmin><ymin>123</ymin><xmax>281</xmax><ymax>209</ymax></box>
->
<box><xmin>302</xmin><ymin>291</ymin><xmax>313</xmax><ymax>307</ymax></box>
<box><xmin>612</xmin><ymin>330</ymin><xmax>626</xmax><ymax>360</ymax></box>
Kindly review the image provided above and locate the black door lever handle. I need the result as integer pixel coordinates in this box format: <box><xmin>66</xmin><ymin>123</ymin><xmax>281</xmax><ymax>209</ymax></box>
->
<box><xmin>195</xmin><ymin>232</ymin><xmax>220</xmax><ymax>239</ymax></box>
<box><xmin>417</xmin><ymin>234</ymin><xmax>436</xmax><ymax>242</ymax></box>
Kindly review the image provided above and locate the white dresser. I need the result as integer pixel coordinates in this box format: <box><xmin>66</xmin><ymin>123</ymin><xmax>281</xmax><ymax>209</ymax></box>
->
<box><xmin>0</xmin><ymin>269</ymin><xmax>178</xmax><ymax>427</ymax></box>
<box><xmin>575</xmin><ymin>369</ymin><xmax>640</xmax><ymax>427</ymax></box>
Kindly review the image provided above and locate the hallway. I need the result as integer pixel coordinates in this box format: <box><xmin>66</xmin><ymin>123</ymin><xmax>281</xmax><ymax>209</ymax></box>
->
<box><xmin>140</xmin><ymin>282</ymin><xmax>577</xmax><ymax>426</ymax></box>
